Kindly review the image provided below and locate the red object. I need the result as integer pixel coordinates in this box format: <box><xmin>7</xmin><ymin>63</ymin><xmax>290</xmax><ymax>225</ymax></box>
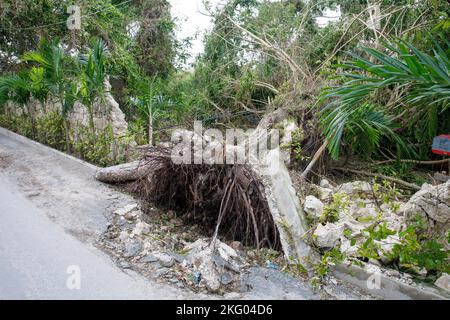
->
<box><xmin>432</xmin><ymin>135</ymin><xmax>450</xmax><ymax>156</ymax></box>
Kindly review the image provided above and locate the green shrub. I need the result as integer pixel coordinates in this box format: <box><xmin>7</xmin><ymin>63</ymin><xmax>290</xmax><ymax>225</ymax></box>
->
<box><xmin>387</xmin><ymin>226</ymin><xmax>449</xmax><ymax>278</ymax></box>
<box><xmin>35</xmin><ymin>111</ymin><xmax>65</xmax><ymax>151</ymax></box>
<box><xmin>357</xmin><ymin>219</ymin><xmax>449</xmax><ymax>280</ymax></box>
<box><xmin>321</xmin><ymin>192</ymin><xmax>349</xmax><ymax>223</ymax></box>
<box><xmin>72</xmin><ymin>125</ymin><xmax>117</xmax><ymax>167</ymax></box>
<box><xmin>0</xmin><ymin>113</ymin><xmax>33</xmax><ymax>138</ymax></box>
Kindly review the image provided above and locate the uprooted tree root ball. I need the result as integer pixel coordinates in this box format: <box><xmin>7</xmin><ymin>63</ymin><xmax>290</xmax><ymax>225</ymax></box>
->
<box><xmin>129</xmin><ymin>146</ymin><xmax>281</xmax><ymax>251</ymax></box>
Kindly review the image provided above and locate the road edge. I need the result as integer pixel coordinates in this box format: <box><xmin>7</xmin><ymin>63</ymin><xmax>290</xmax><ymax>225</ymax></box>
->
<box><xmin>0</xmin><ymin>126</ymin><xmax>99</xmax><ymax>174</ymax></box>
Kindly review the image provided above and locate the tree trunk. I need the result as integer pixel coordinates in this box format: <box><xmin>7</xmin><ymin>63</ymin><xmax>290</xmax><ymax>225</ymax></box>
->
<box><xmin>88</xmin><ymin>103</ymin><xmax>95</xmax><ymax>133</ymax></box>
<box><xmin>63</xmin><ymin>119</ymin><xmax>71</xmax><ymax>154</ymax></box>
<box><xmin>148</xmin><ymin>109</ymin><xmax>153</xmax><ymax>146</ymax></box>
<box><xmin>95</xmin><ymin>160</ymin><xmax>157</xmax><ymax>183</ymax></box>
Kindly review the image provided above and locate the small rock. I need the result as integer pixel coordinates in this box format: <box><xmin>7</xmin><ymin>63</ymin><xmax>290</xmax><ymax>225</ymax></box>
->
<box><xmin>155</xmin><ymin>267</ymin><xmax>170</xmax><ymax>277</ymax></box>
<box><xmin>185</xmin><ymin>239</ymin><xmax>244</xmax><ymax>292</ymax></box>
<box><xmin>375</xmin><ymin>235</ymin><xmax>400</xmax><ymax>255</ymax></box>
<box><xmin>132</xmin><ymin>221</ymin><xmax>150</xmax><ymax>236</ymax></box>
<box><xmin>421</xmin><ymin>183</ymin><xmax>433</xmax><ymax>191</ymax></box>
<box><xmin>352</xmin><ymin>205</ymin><xmax>377</xmax><ymax>220</ymax></box>
<box><xmin>198</xmin><ymin>256</ymin><xmax>221</xmax><ymax>292</ymax></box>
<box><xmin>181</xmin><ymin>259</ymin><xmax>192</xmax><ymax>269</ymax></box>
<box><xmin>220</xmin><ymin>272</ymin><xmax>233</xmax><ymax>285</ymax></box>
<box><xmin>124</xmin><ymin>210</ymin><xmax>138</xmax><ymax>220</ymax></box>
<box><xmin>385</xmin><ymin>269</ymin><xmax>401</xmax><ymax>277</ymax></box>
<box><xmin>118</xmin><ymin>230</ymin><xmax>129</xmax><ymax>242</ymax></box>
<box><xmin>119</xmin><ymin>261</ymin><xmax>131</xmax><ymax>269</ymax></box>
<box><xmin>434</xmin><ymin>273</ymin><xmax>450</xmax><ymax>292</ymax></box>
<box><xmin>123</xmin><ymin>240</ymin><xmax>143</xmax><ymax>258</ymax></box>
<box><xmin>317</xmin><ymin>187</ymin><xmax>333</xmax><ymax>202</ymax></box>
<box><xmin>170</xmin><ymin>252</ymin><xmax>188</xmax><ymax>264</ymax></box>
<box><xmin>313</xmin><ymin>223</ymin><xmax>342</xmax><ymax>248</ymax></box>
<box><xmin>338</xmin><ymin>181</ymin><xmax>372</xmax><ymax>195</ymax></box>
<box><xmin>304</xmin><ymin>195</ymin><xmax>324</xmax><ymax>219</ymax></box>
<box><xmin>329</xmin><ymin>277</ymin><xmax>338</xmax><ymax>285</ymax></box>
<box><xmin>417</xmin><ymin>268</ymin><xmax>428</xmax><ymax>277</ymax></box>
<box><xmin>114</xmin><ymin>203</ymin><xmax>138</xmax><ymax>216</ymax></box>
<box><xmin>365</xmin><ymin>263</ymin><xmax>381</xmax><ymax>275</ymax></box>
<box><xmin>141</xmin><ymin>254</ymin><xmax>158</xmax><ymax>263</ymax></box>
<box><xmin>230</xmin><ymin>241</ymin><xmax>244</xmax><ymax>251</ymax></box>
<box><xmin>153</xmin><ymin>252</ymin><xmax>175</xmax><ymax>267</ymax></box>
<box><xmin>341</xmin><ymin>220</ymin><xmax>366</xmax><ymax>236</ymax></box>
<box><xmin>320</xmin><ymin>179</ymin><xmax>334</xmax><ymax>189</ymax></box>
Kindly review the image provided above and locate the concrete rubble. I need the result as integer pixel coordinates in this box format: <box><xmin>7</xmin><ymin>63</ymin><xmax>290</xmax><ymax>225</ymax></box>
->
<box><xmin>99</xmin><ymin>202</ymin><xmax>381</xmax><ymax>299</ymax></box>
<box><xmin>303</xmin><ymin>177</ymin><xmax>449</xmax><ymax>296</ymax></box>
<box><xmin>402</xmin><ymin>179</ymin><xmax>450</xmax><ymax>249</ymax></box>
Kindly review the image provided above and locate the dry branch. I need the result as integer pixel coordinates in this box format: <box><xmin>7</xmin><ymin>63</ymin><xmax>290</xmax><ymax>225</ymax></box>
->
<box><xmin>333</xmin><ymin>166</ymin><xmax>421</xmax><ymax>191</ymax></box>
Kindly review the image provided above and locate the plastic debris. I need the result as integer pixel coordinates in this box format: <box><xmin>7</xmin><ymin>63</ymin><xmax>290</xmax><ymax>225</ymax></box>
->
<box><xmin>266</xmin><ymin>260</ymin><xmax>279</xmax><ymax>270</ymax></box>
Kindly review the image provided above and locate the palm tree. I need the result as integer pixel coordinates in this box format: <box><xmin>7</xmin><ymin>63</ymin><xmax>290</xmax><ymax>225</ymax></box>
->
<box><xmin>22</xmin><ymin>39</ymin><xmax>77</xmax><ymax>152</ymax></box>
<box><xmin>28</xmin><ymin>66</ymin><xmax>49</xmax><ymax>113</ymax></box>
<box><xmin>320</xmin><ymin>37</ymin><xmax>450</xmax><ymax>159</ymax></box>
<box><xmin>131</xmin><ymin>79</ymin><xmax>174</xmax><ymax>145</ymax></box>
<box><xmin>78</xmin><ymin>38</ymin><xmax>108</xmax><ymax>133</ymax></box>
<box><xmin>0</xmin><ymin>72</ymin><xmax>33</xmax><ymax>135</ymax></box>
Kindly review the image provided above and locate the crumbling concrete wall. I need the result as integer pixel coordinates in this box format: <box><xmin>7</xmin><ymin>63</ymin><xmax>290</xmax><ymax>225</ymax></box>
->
<box><xmin>258</xmin><ymin>148</ymin><xmax>311</xmax><ymax>262</ymax></box>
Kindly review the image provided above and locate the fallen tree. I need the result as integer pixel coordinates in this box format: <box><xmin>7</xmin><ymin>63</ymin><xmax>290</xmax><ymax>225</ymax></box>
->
<box><xmin>131</xmin><ymin>146</ymin><xmax>281</xmax><ymax>250</ymax></box>
<box><xmin>95</xmin><ymin>116</ymin><xmax>313</xmax><ymax>263</ymax></box>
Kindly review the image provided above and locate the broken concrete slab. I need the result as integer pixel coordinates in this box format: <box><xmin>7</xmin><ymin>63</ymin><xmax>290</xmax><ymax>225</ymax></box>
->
<box><xmin>435</xmin><ymin>273</ymin><xmax>450</xmax><ymax>292</ymax></box>
<box><xmin>258</xmin><ymin>148</ymin><xmax>312</xmax><ymax>263</ymax></box>
<box><xmin>333</xmin><ymin>263</ymin><xmax>450</xmax><ymax>300</ymax></box>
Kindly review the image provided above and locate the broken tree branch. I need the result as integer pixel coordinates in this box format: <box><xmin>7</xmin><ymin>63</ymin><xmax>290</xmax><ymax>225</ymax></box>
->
<box><xmin>373</xmin><ymin>158</ymin><xmax>450</xmax><ymax>165</ymax></box>
<box><xmin>300</xmin><ymin>138</ymin><xmax>329</xmax><ymax>180</ymax></box>
<box><xmin>332</xmin><ymin>167</ymin><xmax>421</xmax><ymax>191</ymax></box>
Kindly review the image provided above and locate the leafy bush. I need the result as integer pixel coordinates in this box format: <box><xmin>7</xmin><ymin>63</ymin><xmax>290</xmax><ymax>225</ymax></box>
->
<box><xmin>0</xmin><ymin>113</ymin><xmax>33</xmax><ymax>138</ymax></box>
<box><xmin>356</xmin><ymin>219</ymin><xmax>449</xmax><ymax>279</ymax></box>
<box><xmin>72</xmin><ymin>125</ymin><xmax>117</xmax><ymax>167</ymax></box>
<box><xmin>321</xmin><ymin>192</ymin><xmax>349</xmax><ymax>223</ymax></box>
<box><xmin>387</xmin><ymin>226</ymin><xmax>449</xmax><ymax>278</ymax></box>
<box><xmin>35</xmin><ymin>111</ymin><xmax>66</xmax><ymax>150</ymax></box>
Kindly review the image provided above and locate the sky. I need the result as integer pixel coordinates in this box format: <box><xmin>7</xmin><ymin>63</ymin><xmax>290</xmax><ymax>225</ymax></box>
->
<box><xmin>168</xmin><ymin>0</ymin><xmax>341</xmax><ymax>65</ymax></box>
<box><xmin>169</xmin><ymin>0</ymin><xmax>220</xmax><ymax>65</ymax></box>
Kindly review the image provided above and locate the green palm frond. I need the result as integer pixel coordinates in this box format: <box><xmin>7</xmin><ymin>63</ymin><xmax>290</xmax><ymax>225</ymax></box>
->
<box><xmin>0</xmin><ymin>73</ymin><xmax>31</xmax><ymax>107</ymax></box>
<box><xmin>78</xmin><ymin>38</ymin><xmax>108</xmax><ymax>106</ymax></box>
<box><xmin>320</xmin><ymin>37</ymin><xmax>450</xmax><ymax>159</ymax></box>
<box><xmin>22</xmin><ymin>39</ymin><xmax>66</xmax><ymax>90</ymax></box>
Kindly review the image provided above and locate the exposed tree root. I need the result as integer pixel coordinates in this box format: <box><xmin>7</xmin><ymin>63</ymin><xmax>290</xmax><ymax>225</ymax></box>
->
<box><xmin>129</xmin><ymin>146</ymin><xmax>282</xmax><ymax>250</ymax></box>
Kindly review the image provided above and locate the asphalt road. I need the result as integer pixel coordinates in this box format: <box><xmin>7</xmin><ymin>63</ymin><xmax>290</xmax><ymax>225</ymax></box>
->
<box><xmin>0</xmin><ymin>177</ymin><xmax>190</xmax><ymax>299</ymax></box>
<box><xmin>0</xmin><ymin>129</ymin><xmax>194</xmax><ymax>299</ymax></box>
